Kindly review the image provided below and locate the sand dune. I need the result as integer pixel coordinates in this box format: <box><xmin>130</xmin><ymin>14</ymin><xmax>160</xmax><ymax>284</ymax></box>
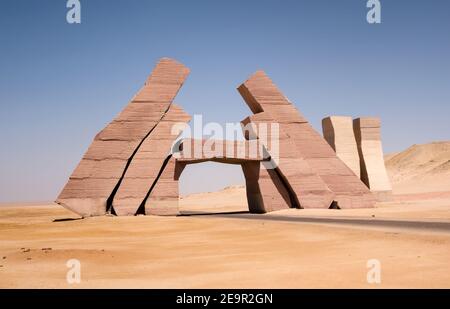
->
<box><xmin>180</xmin><ymin>185</ymin><xmax>247</xmax><ymax>214</ymax></box>
<box><xmin>385</xmin><ymin>141</ymin><xmax>450</xmax><ymax>194</ymax></box>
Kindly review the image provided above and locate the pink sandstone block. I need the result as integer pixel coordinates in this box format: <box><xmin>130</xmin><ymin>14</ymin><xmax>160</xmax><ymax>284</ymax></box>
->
<box><xmin>112</xmin><ymin>104</ymin><xmax>191</xmax><ymax>216</ymax></box>
<box><xmin>238</xmin><ymin>71</ymin><xmax>375</xmax><ymax>209</ymax></box>
<box><xmin>175</xmin><ymin>139</ymin><xmax>267</xmax><ymax>163</ymax></box>
<box><xmin>56</xmin><ymin>58</ymin><xmax>189</xmax><ymax>217</ymax></box>
<box><xmin>241</xmin><ymin>161</ymin><xmax>292</xmax><ymax>213</ymax></box>
<box><xmin>145</xmin><ymin>157</ymin><xmax>181</xmax><ymax>216</ymax></box>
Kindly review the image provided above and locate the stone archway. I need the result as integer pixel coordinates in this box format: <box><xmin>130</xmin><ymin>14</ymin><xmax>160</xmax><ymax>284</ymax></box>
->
<box><xmin>142</xmin><ymin>138</ymin><xmax>293</xmax><ymax>215</ymax></box>
<box><xmin>56</xmin><ymin>57</ymin><xmax>376</xmax><ymax>218</ymax></box>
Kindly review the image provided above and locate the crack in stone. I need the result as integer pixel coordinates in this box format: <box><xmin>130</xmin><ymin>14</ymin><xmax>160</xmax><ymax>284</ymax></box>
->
<box><xmin>106</xmin><ymin>104</ymin><xmax>173</xmax><ymax>214</ymax></box>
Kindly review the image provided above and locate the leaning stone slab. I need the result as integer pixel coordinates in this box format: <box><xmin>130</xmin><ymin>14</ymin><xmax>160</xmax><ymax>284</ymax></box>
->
<box><xmin>144</xmin><ymin>156</ymin><xmax>183</xmax><ymax>216</ymax></box>
<box><xmin>238</xmin><ymin>71</ymin><xmax>375</xmax><ymax>209</ymax></box>
<box><xmin>241</xmin><ymin>161</ymin><xmax>292</xmax><ymax>213</ymax></box>
<box><xmin>112</xmin><ymin>104</ymin><xmax>191</xmax><ymax>216</ymax></box>
<box><xmin>56</xmin><ymin>58</ymin><xmax>189</xmax><ymax>217</ymax></box>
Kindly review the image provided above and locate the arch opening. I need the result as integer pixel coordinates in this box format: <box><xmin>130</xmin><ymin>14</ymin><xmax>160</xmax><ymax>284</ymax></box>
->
<box><xmin>178</xmin><ymin>161</ymin><xmax>248</xmax><ymax>215</ymax></box>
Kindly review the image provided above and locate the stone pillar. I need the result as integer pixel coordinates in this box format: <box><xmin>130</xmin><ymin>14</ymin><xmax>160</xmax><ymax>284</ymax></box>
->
<box><xmin>353</xmin><ymin>117</ymin><xmax>392</xmax><ymax>201</ymax></box>
<box><xmin>322</xmin><ymin>116</ymin><xmax>361</xmax><ymax>178</ymax></box>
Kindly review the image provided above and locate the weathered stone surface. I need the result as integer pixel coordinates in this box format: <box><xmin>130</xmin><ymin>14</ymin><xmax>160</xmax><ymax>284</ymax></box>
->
<box><xmin>57</xmin><ymin>59</ymin><xmax>379</xmax><ymax>217</ymax></box>
<box><xmin>322</xmin><ymin>116</ymin><xmax>361</xmax><ymax>177</ymax></box>
<box><xmin>354</xmin><ymin>117</ymin><xmax>392</xmax><ymax>201</ymax></box>
<box><xmin>56</xmin><ymin>58</ymin><xmax>189</xmax><ymax>217</ymax></box>
<box><xmin>241</xmin><ymin>161</ymin><xmax>292</xmax><ymax>213</ymax></box>
<box><xmin>238</xmin><ymin>71</ymin><xmax>375</xmax><ymax>209</ymax></box>
<box><xmin>112</xmin><ymin>104</ymin><xmax>191</xmax><ymax>216</ymax></box>
<box><xmin>145</xmin><ymin>157</ymin><xmax>182</xmax><ymax>216</ymax></box>
<box><xmin>242</xmin><ymin>114</ymin><xmax>336</xmax><ymax>209</ymax></box>
<box><xmin>175</xmin><ymin>139</ymin><xmax>267</xmax><ymax>163</ymax></box>
<box><xmin>83</xmin><ymin>140</ymin><xmax>140</xmax><ymax>160</ymax></box>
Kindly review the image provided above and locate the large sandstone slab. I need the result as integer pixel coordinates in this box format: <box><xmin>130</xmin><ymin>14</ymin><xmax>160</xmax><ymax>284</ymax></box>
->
<box><xmin>112</xmin><ymin>104</ymin><xmax>191</xmax><ymax>216</ymax></box>
<box><xmin>56</xmin><ymin>58</ymin><xmax>190</xmax><ymax>217</ymax></box>
<box><xmin>144</xmin><ymin>156</ymin><xmax>183</xmax><ymax>216</ymax></box>
<box><xmin>241</xmin><ymin>161</ymin><xmax>292</xmax><ymax>213</ymax></box>
<box><xmin>322</xmin><ymin>116</ymin><xmax>361</xmax><ymax>177</ymax></box>
<box><xmin>238</xmin><ymin>71</ymin><xmax>375</xmax><ymax>209</ymax></box>
<box><xmin>354</xmin><ymin>117</ymin><xmax>392</xmax><ymax>201</ymax></box>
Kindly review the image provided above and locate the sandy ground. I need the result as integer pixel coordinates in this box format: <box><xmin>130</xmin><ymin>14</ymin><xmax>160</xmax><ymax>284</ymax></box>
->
<box><xmin>1</xmin><ymin>191</ymin><xmax>450</xmax><ymax>288</ymax></box>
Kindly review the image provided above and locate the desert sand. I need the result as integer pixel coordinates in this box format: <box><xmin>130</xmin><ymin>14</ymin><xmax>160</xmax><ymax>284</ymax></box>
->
<box><xmin>0</xmin><ymin>142</ymin><xmax>449</xmax><ymax>288</ymax></box>
<box><xmin>386</xmin><ymin>141</ymin><xmax>450</xmax><ymax>194</ymax></box>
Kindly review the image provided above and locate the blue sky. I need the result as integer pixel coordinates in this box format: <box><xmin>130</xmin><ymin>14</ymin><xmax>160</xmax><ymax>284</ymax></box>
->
<box><xmin>1</xmin><ymin>0</ymin><xmax>449</xmax><ymax>202</ymax></box>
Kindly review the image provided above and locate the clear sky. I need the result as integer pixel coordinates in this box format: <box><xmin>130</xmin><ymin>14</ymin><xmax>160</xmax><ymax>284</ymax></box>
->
<box><xmin>1</xmin><ymin>0</ymin><xmax>449</xmax><ymax>202</ymax></box>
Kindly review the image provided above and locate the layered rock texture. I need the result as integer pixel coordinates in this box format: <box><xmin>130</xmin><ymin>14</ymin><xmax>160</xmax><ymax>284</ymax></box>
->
<box><xmin>238</xmin><ymin>71</ymin><xmax>375</xmax><ymax>209</ymax></box>
<box><xmin>353</xmin><ymin>117</ymin><xmax>393</xmax><ymax>201</ymax></box>
<box><xmin>112</xmin><ymin>104</ymin><xmax>191</xmax><ymax>216</ymax></box>
<box><xmin>57</xmin><ymin>59</ymin><xmax>377</xmax><ymax>217</ymax></box>
<box><xmin>175</xmin><ymin>139</ymin><xmax>267</xmax><ymax>164</ymax></box>
<box><xmin>56</xmin><ymin>58</ymin><xmax>190</xmax><ymax>216</ymax></box>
